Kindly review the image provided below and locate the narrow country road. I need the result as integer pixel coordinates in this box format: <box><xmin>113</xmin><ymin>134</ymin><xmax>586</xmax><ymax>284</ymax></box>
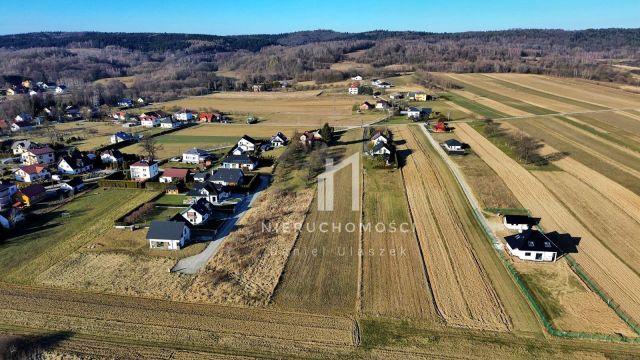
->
<box><xmin>171</xmin><ymin>175</ymin><xmax>270</xmax><ymax>274</ymax></box>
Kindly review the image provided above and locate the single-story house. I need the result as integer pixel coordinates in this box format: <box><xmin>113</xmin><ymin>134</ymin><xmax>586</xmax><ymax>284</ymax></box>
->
<box><xmin>101</xmin><ymin>149</ymin><xmax>124</xmax><ymax>164</ymax></box>
<box><xmin>165</xmin><ymin>183</ymin><xmax>180</xmax><ymax>195</ymax></box>
<box><xmin>60</xmin><ymin>177</ymin><xmax>85</xmax><ymax>193</ymax></box>
<box><xmin>351</xmin><ymin>75</ymin><xmax>363</xmax><ymax>81</ymax></box>
<box><xmin>22</xmin><ymin>146</ymin><xmax>56</xmax><ymax>165</ymax></box>
<box><xmin>58</xmin><ymin>155</ymin><xmax>94</xmax><ymax>174</ymax></box>
<box><xmin>130</xmin><ymin>160</ymin><xmax>159</xmax><ymax>181</ymax></box>
<box><xmin>182</xmin><ymin>148</ymin><xmax>210</xmax><ymax>164</ymax></box>
<box><xmin>17</xmin><ymin>184</ymin><xmax>47</xmax><ymax>206</ymax></box>
<box><xmin>503</xmin><ymin>215</ymin><xmax>541</xmax><ymax>233</ymax></box>
<box><xmin>193</xmin><ymin>172</ymin><xmax>210</xmax><ymax>183</ymax></box>
<box><xmin>14</xmin><ymin>165</ymin><xmax>49</xmax><ymax>183</ymax></box>
<box><xmin>174</xmin><ymin>109</ymin><xmax>194</xmax><ymax>121</ymax></box>
<box><xmin>221</xmin><ymin>154</ymin><xmax>258</xmax><ymax>171</ymax></box>
<box><xmin>441</xmin><ymin>139</ymin><xmax>467</xmax><ymax>155</ymax></box>
<box><xmin>160</xmin><ymin>168</ymin><xmax>189</xmax><ymax>183</ymax></box>
<box><xmin>55</xmin><ymin>85</ymin><xmax>66</xmax><ymax>94</ymax></box>
<box><xmin>371</xmin><ymin>131</ymin><xmax>388</xmax><ymax>144</ymax></box>
<box><xmin>187</xmin><ymin>182</ymin><xmax>226</xmax><ymax>204</ymax></box>
<box><xmin>271</xmin><ymin>132</ymin><xmax>288</xmax><ymax>147</ymax></box>
<box><xmin>147</xmin><ymin>220</ymin><xmax>190</xmax><ymax>250</ymax></box>
<box><xmin>237</xmin><ymin>135</ymin><xmax>257</xmax><ymax>153</ymax></box>
<box><xmin>505</xmin><ymin>230</ymin><xmax>561</xmax><ymax>262</ymax></box>
<box><xmin>360</xmin><ymin>102</ymin><xmax>374</xmax><ymax>111</ymax></box>
<box><xmin>160</xmin><ymin>118</ymin><xmax>179</xmax><ymax>128</ymax></box>
<box><xmin>375</xmin><ymin>100</ymin><xmax>390</xmax><ymax>110</ymax></box>
<box><xmin>210</xmin><ymin>168</ymin><xmax>244</xmax><ymax>187</ymax></box>
<box><xmin>389</xmin><ymin>93</ymin><xmax>404</xmax><ymax>100</ymax></box>
<box><xmin>407</xmin><ymin>107</ymin><xmax>421</xmax><ymax>119</ymax></box>
<box><xmin>414</xmin><ymin>92</ymin><xmax>428</xmax><ymax>102</ymax></box>
<box><xmin>371</xmin><ymin>141</ymin><xmax>394</xmax><ymax>157</ymax></box>
<box><xmin>181</xmin><ymin>198</ymin><xmax>215</xmax><ymax>225</ymax></box>
<box><xmin>110</xmin><ymin>131</ymin><xmax>136</xmax><ymax>144</ymax></box>
<box><xmin>15</xmin><ymin>113</ymin><xmax>32</xmax><ymax>122</ymax></box>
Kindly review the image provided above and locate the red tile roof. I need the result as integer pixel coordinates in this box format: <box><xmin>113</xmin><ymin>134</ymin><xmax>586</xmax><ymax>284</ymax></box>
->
<box><xmin>29</xmin><ymin>147</ymin><xmax>54</xmax><ymax>155</ymax></box>
<box><xmin>19</xmin><ymin>165</ymin><xmax>46</xmax><ymax>174</ymax></box>
<box><xmin>162</xmin><ymin>168</ymin><xmax>189</xmax><ymax>178</ymax></box>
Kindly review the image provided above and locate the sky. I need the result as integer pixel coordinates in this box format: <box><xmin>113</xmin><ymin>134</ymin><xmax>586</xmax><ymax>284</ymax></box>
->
<box><xmin>0</xmin><ymin>0</ymin><xmax>638</xmax><ymax>35</ymax></box>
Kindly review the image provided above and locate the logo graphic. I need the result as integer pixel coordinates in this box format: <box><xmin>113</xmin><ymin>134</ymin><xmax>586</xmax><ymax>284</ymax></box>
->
<box><xmin>317</xmin><ymin>153</ymin><xmax>360</xmax><ymax>211</ymax></box>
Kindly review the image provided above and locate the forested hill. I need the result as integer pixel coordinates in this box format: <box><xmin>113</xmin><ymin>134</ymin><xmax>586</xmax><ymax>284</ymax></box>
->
<box><xmin>1</xmin><ymin>28</ymin><xmax>639</xmax><ymax>52</ymax></box>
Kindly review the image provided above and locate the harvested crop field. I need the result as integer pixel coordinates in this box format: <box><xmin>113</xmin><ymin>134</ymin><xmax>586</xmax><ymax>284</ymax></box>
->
<box><xmin>156</xmin><ymin>91</ymin><xmax>383</xmax><ymax>127</ymax></box>
<box><xmin>572</xmin><ymin>111</ymin><xmax>640</xmax><ymax>143</ymax></box>
<box><xmin>395</xmin><ymin>126</ymin><xmax>511</xmax><ymax>331</ymax></box>
<box><xmin>271</xmin><ymin>130</ymin><xmax>363</xmax><ymax>314</ymax></box>
<box><xmin>456</xmin><ymin>122</ymin><xmax>640</xmax><ymax>327</ymax></box>
<box><xmin>450</xmin><ymin>89</ymin><xmax>530</xmax><ymax>117</ymax></box>
<box><xmin>486</xmin><ymin>74</ymin><xmax>640</xmax><ymax>109</ymax></box>
<box><xmin>0</xmin><ymin>284</ymin><xmax>358</xmax><ymax>359</ymax></box>
<box><xmin>516</xmin><ymin>261</ymin><xmax>636</xmax><ymax>336</ymax></box>
<box><xmin>361</xmin><ymin>166</ymin><xmax>437</xmax><ymax>320</ymax></box>
<box><xmin>507</xmin><ymin>117</ymin><xmax>640</xmax><ymax>194</ymax></box>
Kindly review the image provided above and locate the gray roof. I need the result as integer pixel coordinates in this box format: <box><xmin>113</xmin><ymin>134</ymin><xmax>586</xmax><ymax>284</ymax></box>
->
<box><xmin>147</xmin><ymin>221</ymin><xmax>185</xmax><ymax>241</ymax></box>
<box><xmin>184</xmin><ymin>148</ymin><xmax>209</xmax><ymax>156</ymax></box>
<box><xmin>211</xmin><ymin>168</ymin><xmax>244</xmax><ymax>183</ymax></box>
<box><xmin>11</xmin><ymin>140</ymin><xmax>31</xmax><ymax>149</ymax></box>
<box><xmin>505</xmin><ymin>230</ymin><xmax>561</xmax><ymax>253</ymax></box>
<box><xmin>373</xmin><ymin>141</ymin><xmax>393</xmax><ymax>153</ymax></box>
<box><xmin>187</xmin><ymin>182</ymin><xmax>221</xmax><ymax>197</ymax></box>
<box><xmin>443</xmin><ymin>139</ymin><xmax>463</xmax><ymax>147</ymax></box>
<box><xmin>193</xmin><ymin>172</ymin><xmax>209</xmax><ymax>180</ymax></box>
<box><xmin>223</xmin><ymin>154</ymin><xmax>257</xmax><ymax>165</ymax></box>
<box><xmin>187</xmin><ymin>198</ymin><xmax>215</xmax><ymax>216</ymax></box>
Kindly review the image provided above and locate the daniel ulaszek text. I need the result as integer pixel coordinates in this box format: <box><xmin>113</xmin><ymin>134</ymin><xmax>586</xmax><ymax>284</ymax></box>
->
<box><xmin>261</xmin><ymin>221</ymin><xmax>414</xmax><ymax>234</ymax></box>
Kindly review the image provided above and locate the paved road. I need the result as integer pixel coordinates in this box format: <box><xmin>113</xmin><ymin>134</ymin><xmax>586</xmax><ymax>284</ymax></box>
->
<box><xmin>171</xmin><ymin>175</ymin><xmax>270</xmax><ymax>274</ymax></box>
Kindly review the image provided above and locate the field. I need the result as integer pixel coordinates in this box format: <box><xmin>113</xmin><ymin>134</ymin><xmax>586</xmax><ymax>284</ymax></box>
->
<box><xmin>361</xmin><ymin>165</ymin><xmax>437</xmax><ymax>320</ymax></box>
<box><xmin>456</xmin><ymin>122</ymin><xmax>640</xmax><ymax>328</ymax></box>
<box><xmin>395</xmin><ymin>126</ymin><xmax>512</xmax><ymax>331</ymax></box>
<box><xmin>120</xmin><ymin>123</ymin><xmax>293</xmax><ymax>158</ymax></box>
<box><xmin>154</xmin><ymin>90</ymin><xmax>384</xmax><ymax>127</ymax></box>
<box><xmin>0</xmin><ymin>188</ymin><xmax>160</xmax><ymax>285</ymax></box>
<box><xmin>271</xmin><ymin>130</ymin><xmax>362</xmax><ymax>314</ymax></box>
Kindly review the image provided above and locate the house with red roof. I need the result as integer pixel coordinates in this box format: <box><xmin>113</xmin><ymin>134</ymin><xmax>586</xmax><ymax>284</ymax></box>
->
<box><xmin>14</xmin><ymin>165</ymin><xmax>50</xmax><ymax>183</ymax></box>
<box><xmin>159</xmin><ymin>168</ymin><xmax>190</xmax><ymax>183</ymax></box>
<box><xmin>21</xmin><ymin>146</ymin><xmax>55</xmax><ymax>165</ymax></box>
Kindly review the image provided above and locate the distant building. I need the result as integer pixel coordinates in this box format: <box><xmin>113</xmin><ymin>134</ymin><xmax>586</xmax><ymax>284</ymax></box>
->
<box><xmin>160</xmin><ymin>168</ymin><xmax>189</xmax><ymax>183</ymax></box>
<box><xmin>14</xmin><ymin>165</ymin><xmax>49</xmax><ymax>183</ymax></box>
<box><xmin>129</xmin><ymin>160</ymin><xmax>159</xmax><ymax>181</ymax></box>
<box><xmin>21</xmin><ymin>146</ymin><xmax>55</xmax><ymax>165</ymax></box>
<box><xmin>58</xmin><ymin>154</ymin><xmax>94</xmax><ymax>174</ymax></box>
<box><xmin>182</xmin><ymin>148</ymin><xmax>210</xmax><ymax>164</ymax></box>
<box><xmin>351</xmin><ymin>75</ymin><xmax>363</xmax><ymax>81</ymax></box>
<box><xmin>174</xmin><ymin>109</ymin><xmax>193</xmax><ymax>121</ymax></box>
<box><xmin>348</xmin><ymin>84</ymin><xmax>359</xmax><ymax>95</ymax></box>
<box><xmin>505</xmin><ymin>230</ymin><xmax>561</xmax><ymax>262</ymax></box>
<box><xmin>221</xmin><ymin>154</ymin><xmax>258</xmax><ymax>171</ymax></box>
<box><xmin>503</xmin><ymin>215</ymin><xmax>541</xmax><ymax>233</ymax></box>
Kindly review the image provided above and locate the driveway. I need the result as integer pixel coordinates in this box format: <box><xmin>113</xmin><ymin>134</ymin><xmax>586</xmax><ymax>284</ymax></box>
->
<box><xmin>170</xmin><ymin>175</ymin><xmax>270</xmax><ymax>274</ymax></box>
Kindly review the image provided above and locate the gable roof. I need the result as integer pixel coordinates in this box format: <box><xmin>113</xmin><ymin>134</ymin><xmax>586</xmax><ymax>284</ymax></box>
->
<box><xmin>184</xmin><ymin>148</ymin><xmax>209</xmax><ymax>156</ymax></box>
<box><xmin>193</xmin><ymin>172</ymin><xmax>209</xmax><ymax>180</ymax></box>
<box><xmin>443</xmin><ymin>139</ymin><xmax>463</xmax><ymax>147</ymax></box>
<box><xmin>60</xmin><ymin>154</ymin><xmax>92</xmax><ymax>169</ymax></box>
<box><xmin>162</xmin><ymin>168</ymin><xmax>189</xmax><ymax>178</ymax></box>
<box><xmin>102</xmin><ymin>149</ymin><xmax>123</xmax><ymax>158</ymax></box>
<box><xmin>21</xmin><ymin>184</ymin><xmax>46</xmax><ymax>198</ymax></box>
<box><xmin>188</xmin><ymin>198</ymin><xmax>215</xmax><ymax>216</ymax></box>
<box><xmin>239</xmin><ymin>135</ymin><xmax>257</xmax><ymax>144</ymax></box>
<box><xmin>66</xmin><ymin>177</ymin><xmax>84</xmax><ymax>187</ymax></box>
<box><xmin>211</xmin><ymin>168</ymin><xmax>244</xmax><ymax>183</ymax></box>
<box><xmin>505</xmin><ymin>230</ymin><xmax>561</xmax><ymax>253</ymax></box>
<box><xmin>504</xmin><ymin>215</ymin><xmax>541</xmax><ymax>226</ymax></box>
<box><xmin>372</xmin><ymin>141</ymin><xmax>393</xmax><ymax>153</ymax></box>
<box><xmin>11</xmin><ymin>140</ymin><xmax>31</xmax><ymax>149</ymax></box>
<box><xmin>146</xmin><ymin>221</ymin><xmax>186</xmax><ymax>241</ymax></box>
<box><xmin>131</xmin><ymin>159</ymin><xmax>157</xmax><ymax>167</ymax></box>
<box><xmin>271</xmin><ymin>132</ymin><xmax>288</xmax><ymax>142</ymax></box>
<box><xmin>29</xmin><ymin>146</ymin><xmax>54</xmax><ymax>155</ymax></box>
<box><xmin>223</xmin><ymin>154</ymin><xmax>257</xmax><ymax>165</ymax></box>
<box><xmin>19</xmin><ymin>164</ymin><xmax>46</xmax><ymax>175</ymax></box>
<box><xmin>187</xmin><ymin>182</ymin><xmax>221</xmax><ymax>197</ymax></box>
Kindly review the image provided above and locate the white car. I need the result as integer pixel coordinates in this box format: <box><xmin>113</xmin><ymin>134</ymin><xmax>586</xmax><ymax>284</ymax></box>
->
<box><xmin>170</xmin><ymin>157</ymin><xmax>182</xmax><ymax>162</ymax></box>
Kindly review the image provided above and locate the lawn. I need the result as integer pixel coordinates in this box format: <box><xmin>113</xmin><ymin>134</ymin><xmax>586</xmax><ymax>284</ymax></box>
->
<box><xmin>156</xmin><ymin>194</ymin><xmax>188</xmax><ymax>206</ymax></box>
<box><xmin>145</xmin><ymin>206</ymin><xmax>183</xmax><ymax>224</ymax></box>
<box><xmin>0</xmin><ymin>188</ymin><xmax>160</xmax><ymax>284</ymax></box>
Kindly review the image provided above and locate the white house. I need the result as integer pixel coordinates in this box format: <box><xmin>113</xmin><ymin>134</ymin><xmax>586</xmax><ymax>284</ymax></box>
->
<box><xmin>11</xmin><ymin>122</ymin><xmax>33</xmax><ymax>132</ymax></box>
<box><xmin>140</xmin><ymin>117</ymin><xmax>160</xmax><ymax>127</ymax></box>
<box><xmin>270</xmin><ymin>132</ymin><xmax>288</xmax><ymax>147</ymax></box>
<box><xmin>174</xmin><ymin>109</ymin><xmax>194</xmax><ymax>121</ymax></box>
<box><xmin>59</xmin><ymin>178</ymin><xmax>85</xmax><ymax>194</ymax></box>
<box><xmin>441</xmin><ymin>139</ymin><xmax>467</xmax><ymax>155</ymax></box>
<box><xmin>181</xmin><ymin>198</ymin><xmax>214</xmax><ymax>225</ymax></box>
<box><xmin>14</xmin><ymin>165</ymin><xmax>49</xmax><ymax>183</ymax></box>
<box><xmin>351</xmin><ymin>75</ymin><xmax>363</xmax><ymax>81</ymax></box>
<box><xmin>11</xmin><ymin>140</ymin><xmax>32</xmax><ymax>155</ymax></box>
<box><xmin>371</xmin><ymin>142</ymin><xmax>393</xmax><ymax>156</ymax></box>
<box><xmin>348</xmin><ymin>85</ymin><xmax>359</xmax><ymax>95</ymax></box>
<box><xmin>147</xmin><ymin>221</ymin><xmax>190</xmax><ymax>250</ymax></box>
<box><xmin>187</xmin><ymin>182</ymin><xmax>226</xmax><ymax>204</ymax></box>
<box><xmin>503</xmin><ymin>215</ymin><xmax>540</xmax><ymax>233</ymax></box>
<box><xmin>407</xmin><ymin>107</ymin><xmax>421</xmax><ymax>119</ymax></box>
<box><xmin>160</xmin><ymin>118</ymin><xmax>178</xmax><ymax>128</ymax></box>
<box><xmin>22</xmin><ymin>147</ymin><xmax>55</xmax><ymax>165</ymax></box>
<box><xmin>237</xmin><ymin>135</ymin><xmax>257</xmax><ymax>153</ymax></box>
<box><xmin>182</xmin><ymin>148</ymin><xmax>210</xmax><ymax>164</ymax></box>
<box><xmin>221</xmin><ymin>154</ymin><xmax>258</xmax><ymax>171</ymax></box>
<box><xmin>375</xmin><ymin>100</ymin><xmax>390</xmax><ymax>110</ymax></box>
<box><xmin>100</xmin><ymin>149</ymin><xmax>123</xmax><ymax>164</ymax></box>
<box><xmin>58</xmin><ymin>155</ymin><xmax>94</xmax><ymax>174</ymax></box>
<box><xmin>55</xmin><ymin>85</ymin><xmax>67</xmax><ymax>94</ymax></box>
<box><xmin>15</xmin><ymin>113</ymin><xmax>32</xmax><ymax>122</ymax></box>
<box><xmin>0</xmin><ymin>183</ymin><xmax>18</xmax><ymax>208</ymax></box>
<box><xmin>111</xmin><ymin>132</ymin><xmax>136</xmax><ymax>144</ymax></box>
<box><xmin>505</xmin><ymin>230</ymin><xmax>560</xmax><ymax>262</ymax></box>
<box><xmin>376</xmin><ymin>82</ymin><xmax>392</xmax><ymax>89</ymax></box>
<box><xmin>371</xmin><ymin>132</ymin><xmax>388</xmax><ymax>144</ymax></box>
<box><xmin>130</xmin><ymin>160</ymin><xmax>159</xmax><ymax>181</ymax></box>
<box><xmin>371</xmin><ymin>79</ymin><xmax>382</xmax><ymax>86</ymax></box>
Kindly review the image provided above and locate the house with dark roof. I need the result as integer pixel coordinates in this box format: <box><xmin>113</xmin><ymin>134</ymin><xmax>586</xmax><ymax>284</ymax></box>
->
<box><xmin>193</xmin><ymin>172</ymin><xmax>210</xmax><ymax>183</ymax></box>
<box><xmin>118</xmin><ymin>98</ymin><xmax>134</xmax><ymax>108</ymax></box>
<box><xmin>221</xmin><ymin>154</ymin><xmax>258</xmax><ymax>171</ymax></box>
<box><xmin>58</xmin><ymin>154</ymin><xmax>94</xmax><ymax>174</ymax></box>
<box><xmin>441</xmin><ymin>139</ymin><xmax>467</xmax><ymax>155</ymax></box>
<box><xmin>236</xmin><ymin>135</ymin><xmax>257</xmax><ymax>153</ymax></box>
<box><xmin>270</xmin><ymin>132</ymin><xmax>288</xmax><ymax>148</ymax></box>
<box><xmin>147</xmin><ymin>220</ymin><xmax>190</xmax><ymax>250</ymax></box>
<box><xmin>371</xmin><ymin>141</ymin><xmax>394</xmax><ymax>157</ymax></box>
<box><xmin>22</xmin><ymin>146</ymin><xmax>55</xmax><ymax>165</ymax></box>
<box><xmin>187</xmin><ymin>182</ymin><xmax>226</xmax><ymax>204</ymax></box>
<box><xmin>60</xmin><ymin>177</ymin><xmax>85</xmax><ymax>194</ymax></box>
<box><xmin>503</xmin><ymin>215</ymin><xmax>541</xmax><ymax>233</ymax></box>
<box><xmin>160</xmin><ymin>168</ymin><xmax>189</xmax><ymax>183</ymax></box>
<box><xmin>210</xmin><ymin>168</ymin><xmax>244</xmax><ymax>187</ymax></box>
<box><xmin>11</xmin><ymin>121</ymin><xmax>33</xmax><ymax>132</ymax></box>
<box><xmin>371</xmin><ymin>131</ymin><xmax>388</xmax><ymax>145</ymax></box>
<box><xmin>504</xmin><ymin>230</ymin><xmax>562</xmax><ymax>262</ymax></box>
<box><xmin>17</xmin><ymin>184</ymin><xmax>47</xmax><ymax>206</ymax></box>
<box><xmin>181</xmin><ymin>198</ymin><xmax>215</xmax><ymax>225</ymax></box>
<box><xmin>11</xmin><ymin>140</ymin><xmax>33</xmax><ymax>155</ymax></box>
<box><xmin>111</xmin><ymin>131</ymin><xmax>136</xmax><ymax>144</ymax></box>
<box><xmin>101</xmin><ymin>149</ymin><xmax>124</xmax><ymax>164</ymax></box>
<box><xmin>182</xmin><ymin>148</ymin><xmax>210</xmax><ymax>164</ymax></box>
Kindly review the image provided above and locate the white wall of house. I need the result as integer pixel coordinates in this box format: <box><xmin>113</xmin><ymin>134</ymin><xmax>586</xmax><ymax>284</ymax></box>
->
<box><xmin>348</xmin><ymin>87</ymin><xmax>358</xmax><ymax>95</ymax></box>
<box><xmin>182</xmin><ymin>209</ymin><xmax>208</xmax><ymax>225</ymax></box>
<box><xmin>130</xmin><ymin>163</ymin><xmax>159</xmax><ymax>180</ymax></box>
<box><xmin>237</xmin><ymin>139</ymin><xmax>255</xmax><ymax>152</ymax></box>
<box><xmin>141</xmin><ymin>118</ymin><xmax>160</xmax><ymax>127</ymax></box>
<box><xmin>149</xmin><ymin>239</ymin><xmax>180</xmax><ymax>250</ymax></box>
<box><xmin>21</xmin><ymin>152</ymin><xmax>55</xmax><ymax>165</ymax></box>
<box><xmin>182</xmin><ymin>153</ymin><xmax>204</xmax><ymax>164</ymax></box>
<box><xmin>503</xmin><ymin>217</ymin><xmax>531</xmax><ymax>233</ymax></box>
<box><xmin>507</xmin><ymin>245</ymin><xmax>557</xmax><ymax>262</ymax></box>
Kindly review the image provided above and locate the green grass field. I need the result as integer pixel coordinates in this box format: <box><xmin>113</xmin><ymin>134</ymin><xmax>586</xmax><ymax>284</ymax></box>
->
<box><xmin>442</xmin><ymin>92</ymin><xmax>508</xmax><ymax>119</ymax></box>
<box><xmin>0</xmin><ymin>189</ymin><xmax>159</xmax><ymax>284</ymax></box>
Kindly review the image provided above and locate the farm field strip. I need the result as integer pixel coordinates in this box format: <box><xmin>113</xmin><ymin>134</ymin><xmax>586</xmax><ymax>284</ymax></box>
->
<box><xmin>456</xmin><ymin>123</ymin><xmax>640</xmax><ymax>324</ymax></box>
<box><xmin>396</xmin><ymin>126</ymin><xmax>511</xmax><ymax>331</ymax></box>
<box><xmin>0</xmin><ymin>284</ymin><xmax>357</xmax><ymax>357</ymax></box>
<box><xmin>271</xmin><ymin>130</ymin><xmax>362</xmax><ymax>314</ymax></box>
<box><xmin>445</xmin><ymin>74</ymin><xmax>556</xmax><ymax>115</ymax></box>
<box><xmin>551</xmin><ymin>116</ymin><xmax>640</xmax><ymax>158</ymax></box>
<box><xmin>361</xmin><ymin>166</ymin><xmax>437</xmax><ymax>320</ymax></box>
<box><xmin>487</xmin><ymin>74</ymin><xmax>640</xmax><ymax>109</ymax></box>
<box><xmin>480</xmin><ymin>74</ymin><xmax>606</xmax><ymax>111</ymax></box>
<box><xmin>450</xmin><ymin>89</ymin><xmax>532</xmax><ymax>117</ymax></box>
<box><xmin>577</xmin><ymin>111</ymin><xmax>640</xmax><ymax>140</ymax></box>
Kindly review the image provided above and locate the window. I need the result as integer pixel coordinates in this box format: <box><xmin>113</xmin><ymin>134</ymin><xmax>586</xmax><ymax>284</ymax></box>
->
<box><xmin>535</xmin><ymin>253</ymin><xmax>543</xmax><ymax>260</ymax></box>
<box><xmin>524</xmin><ymin>252</ymin><xmax>531</xmax><ymax>257</ymax></box>
<box><xmin>528</xmin><ymin>241</ymin><xmax>535</xmax><ymax>247</ymax></box>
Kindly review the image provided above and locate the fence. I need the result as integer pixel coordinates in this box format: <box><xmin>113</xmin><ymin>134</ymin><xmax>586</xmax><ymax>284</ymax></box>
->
<box><xmin>421</xmin><ymin>125</ymin><xmax>640</xmax><ymax>343</ymax></box>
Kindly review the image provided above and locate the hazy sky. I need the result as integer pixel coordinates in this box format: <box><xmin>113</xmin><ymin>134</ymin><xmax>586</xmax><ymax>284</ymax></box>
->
<box><xmin>1</xmin><ymin>0</ymin><xmax>638</xmax><ymax>35</ymax></box>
